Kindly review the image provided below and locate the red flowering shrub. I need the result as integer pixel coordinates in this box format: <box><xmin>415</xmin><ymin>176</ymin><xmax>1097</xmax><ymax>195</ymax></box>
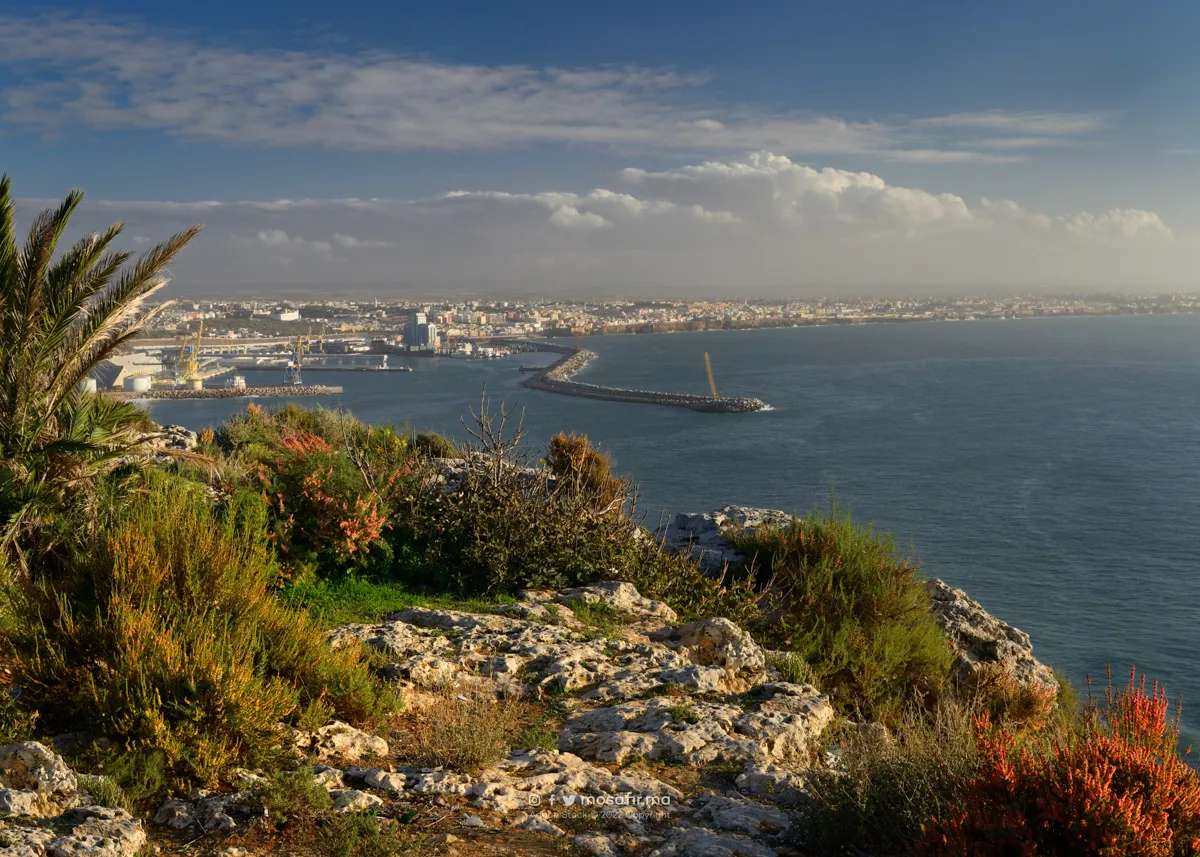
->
<box><xmin>920</xmin><ymin>667</ymin><xmax>1200</xmax><ymax>857</ymax></box>
<box><xmin>256</xmin><ymin>430</ymin><xmax>390</xmax><ymax>565</ymax></box>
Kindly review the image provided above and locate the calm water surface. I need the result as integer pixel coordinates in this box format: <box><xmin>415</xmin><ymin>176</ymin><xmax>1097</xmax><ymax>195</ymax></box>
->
<box><xmin>148</xmin><ymin>315</ymin><xmax>1200</xmax><ymax>744</ymax></box>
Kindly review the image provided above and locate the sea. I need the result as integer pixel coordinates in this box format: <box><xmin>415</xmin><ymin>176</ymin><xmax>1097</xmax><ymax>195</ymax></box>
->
<box><xmin>146</xmin><ymin>314</ymin><xmax>1200</xmax><ymax>747</ymax></box>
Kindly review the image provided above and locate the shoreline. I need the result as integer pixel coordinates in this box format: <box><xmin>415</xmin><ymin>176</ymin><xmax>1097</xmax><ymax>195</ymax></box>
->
<box><xmin>528</xmin><ymin>307</ymin><xmax>1200</xmax><ymax>345</ymax></box>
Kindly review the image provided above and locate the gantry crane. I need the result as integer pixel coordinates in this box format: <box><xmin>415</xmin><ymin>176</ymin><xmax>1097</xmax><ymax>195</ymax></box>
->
<box><xmin>704</xmin><ymin>351</ymin><xmax>719</xmax><ymax>398</ymax></box>
<box><xmin>284</xmin><ymin>335</ymin><xmax>305</xmax><ymax>385</ymax></box>
<box><xmin>175</xmin><ymin>319</ymin><xmax>203</xmax><ymax>383</ymax></box>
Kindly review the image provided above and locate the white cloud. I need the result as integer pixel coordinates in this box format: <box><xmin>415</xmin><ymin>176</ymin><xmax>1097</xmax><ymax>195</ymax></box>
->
<box><xmin>548</xmin><ymin>206</ymin><xmax>610</xmax><ymax>229</ymax></box>
<box><xmin>0</xmin><ymin>15</ymin><xmax>1106</xmax><ymax>160</ymax></box>
<box><xmin>333</xmin><ymin>233</ymin><xmax>395</xmax><ymax>249</ymax></box>
<box><xmin>1063</xmin><ymin>209</ymin><xmax>1172</xmax><ymax>239</ymax></box>
<box><xmin>882</xmin><ymin>149</ymin><xmax>1027</xmax><ymax>164</ymax></box>
<box><xmin>256</xmin><ymin>228</ymin><xmax>332</xmax><ymax>251</ymax></box>
<box><xmin>917</xmin><ymin>111</ymin><xmax>1112</xmax><ymax>135</ymax></box>
<box><xmin>256</xmin><ymin>228</ymin><xmax>292</xmax><ymax>246</ymax></box>
<box><xmin>17</xmin><ymin>151</ymin><xmax>1185</xmax><ymax>295</ymax></box>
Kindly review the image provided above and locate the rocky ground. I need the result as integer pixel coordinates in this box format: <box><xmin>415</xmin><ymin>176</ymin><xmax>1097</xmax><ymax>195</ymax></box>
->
<box><xmin>0</xmin><ymin>506</ymin><xmax>1055</xmax><ymax>857</ymax></box>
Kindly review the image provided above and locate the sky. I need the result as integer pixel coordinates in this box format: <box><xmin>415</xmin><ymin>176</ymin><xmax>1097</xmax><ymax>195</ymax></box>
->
<box><xmin>2</xmin><ymin>0</ymin><xmax>1199</xmax><ymax>297</ymax></box>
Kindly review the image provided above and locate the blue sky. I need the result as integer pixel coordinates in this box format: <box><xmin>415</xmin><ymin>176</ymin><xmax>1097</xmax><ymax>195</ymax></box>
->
<box><xmin>0</xmin><ymin>0</ymin><xmax>1196</xmax><ymax>295</ymax></box>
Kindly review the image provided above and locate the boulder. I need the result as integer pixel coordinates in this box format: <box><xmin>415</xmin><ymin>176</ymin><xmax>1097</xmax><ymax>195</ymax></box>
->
<box><xmin>559</xmin><ymin>684</ymin><xmax>832</xmax><ymax>768</ymax></box>
<box><xmin>330</xmin><ymin>789</ymin><xmax>384</xmax><ymax>813</ymax></box>
<box><xmin>691</xmin><ymin>794</ymin><xmax>790</xmax><ymax>837</ymax></box>
<box><xmin>45</xmin><ymin>806</ymin><xmax>145</xmax><ymax>857</ymax></box>
<box><xmin>555</xmin><ymin>582</ymin><xmax>677</xmax><ymax>622</ymax></box>
<box><xmin>652</xmin><ymin>618</ymin><xmax>766</xmax><ymax>689</ymax></box>
<box><xmin>293</xmin><ymin>721</ymin><xmax>389</xmax><ymax>765</ymax></box>
<box><xmin>655</xmin><ymin>506</ymin><xmax>792</xmax><ymax>575</ymax></box>
<box><xmin>648</xmin><ymin>826</ymin><xmax>776</xmax><ymax>857</ymax></box>
<box><xmin>0</xmin><ymin>743</ymin><xmax>78</xmax><ymax>817</ymax></box>
<box><xmin>926</xmin><ymin>578</ymin><xmax>1058</xmax><ymax>697</ymax></box>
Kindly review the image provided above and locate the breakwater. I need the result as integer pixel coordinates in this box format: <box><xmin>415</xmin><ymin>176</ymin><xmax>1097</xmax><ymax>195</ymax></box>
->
<box><xmin>518</xmin><ymin>345</ymin><xmax>767</xmax><ymax>413</ymax></box>
<box><xmin>109</xmin><ymin>385</ymin><xmax>343</xmax><ymax>401</ymax></box>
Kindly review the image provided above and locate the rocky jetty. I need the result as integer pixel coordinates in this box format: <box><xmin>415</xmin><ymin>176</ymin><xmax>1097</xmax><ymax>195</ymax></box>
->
<box><xmin>525</xmin><ymin>349</ymin><xmax>769</xmax><ymax>413</ymax></box>
<box><xmin>656</xmin><ymin>505</ymin><xmax>1058</xmax><ymax>700</ymax></box>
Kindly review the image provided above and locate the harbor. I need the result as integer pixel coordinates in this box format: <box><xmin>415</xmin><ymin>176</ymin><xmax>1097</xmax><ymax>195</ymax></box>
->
<box><xmin>109</xmin><ymin>385</ymin><xmax>343</xmax><ymax>401</ymax></box>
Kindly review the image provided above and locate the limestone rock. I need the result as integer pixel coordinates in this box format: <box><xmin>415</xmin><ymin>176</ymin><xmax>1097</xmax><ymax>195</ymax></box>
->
<box><xmin>653</xmin><ymin>618</ymin><xmax>766</xmax><ymax>689</ymax></box>
<box><xmin>0</xmin><ymin>791</ymin><xmax>41</xmax><ymax>818</ymax></box>
<box><xmin>655</xmin><ymin>506</ymin><xmax>792</xmax><ymax>575</ymax></box>
<box><xmin>555</xmin><ymin>582</ymin><xmax>677</xmax><ymax>622</ymax></box>
<box><xmin>466</xmin><ymin>749</ymin><xmax>678</xmax><ymax>814</ymax></box>
<box><xmin>0</xmin><ymin>743</ymin><xmax>78</xmax><ymax>817</ymax></box>
<box><xmin>926</xmin><ymin>578</ymin><xmax>1057</xmax><ymax>697</ymax></box>
<box><xmin>330</xmin><ymin>789</ymin><xmax>384</xmax><ymax>813</ymax></box>
<box><xmin>574</xmin><ymin>833</ymin><xmax>623</xmax><ymax>857</ymax></box>
<box><xmin>734</xmin><ymin>764</ymin><xmax>810</xmax><ymax>806</ymax></box>
<box><xmin>648</xmin><ymin>826</ymin><xmax>776</xmax><ymax>857</ymax></box>
<box><xmin>691</xmin><ymin>795</ymin><xmax>790</xmax><ymax>837</ymax></box>
<box><xmin>560</xmin><ymin>684</ymin><xmax>832</xmax><ymax>767</ymax></box>
<box><xmin>151</xmin><ymin>799</ymin><xmax>194</xmax><ymax>830</ymax></box>
<box><xmin>311</xmin><ymin>766</ymin><xmax>345</xmax><ymax>789</ymax></box>
<box><xmin>363</xmin><ymin>770</ymin><xmax>406</xmax><ymax>794</ymax></box>
<box><xmin>294</xmin><ymin>721</ymin><xmax>389</xmax><ymax>765</ymax></box>
<box><xmin>46</xmin><ymin>807</ymin><xmax>146</xmax><ymax>857</ymax></box>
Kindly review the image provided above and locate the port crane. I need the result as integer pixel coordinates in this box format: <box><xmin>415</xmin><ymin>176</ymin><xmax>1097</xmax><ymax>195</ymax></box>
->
<box><xmin>704</xmin><ymin>351</ymin><xmax>719</xmax><ymax>398</ymax></box>
<box><xmin>175</xmin><ymin>320</ymin><xmax>203</xmax><ymax>384</ymax></box>
<box><xmin>283</xmin><ymin>335</ymin><xmax>305</xmax><ymax>385</ymax></box>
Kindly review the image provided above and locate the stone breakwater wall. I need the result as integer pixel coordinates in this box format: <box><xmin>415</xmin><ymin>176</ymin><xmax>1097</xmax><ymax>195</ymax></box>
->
<box><xmin>523</xmin><ymin>348</ymin><xmax>768</xmax><ymax>414</ymax></box>
<box><xmin>109</xmin><ymin>385</ymin><xmax>343</xmax><ymax>401</ymax></box>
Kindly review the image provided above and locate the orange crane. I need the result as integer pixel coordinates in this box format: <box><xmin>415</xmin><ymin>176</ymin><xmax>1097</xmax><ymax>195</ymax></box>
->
<box><xmin>704</xmin><ymin>351</ymin><xmax>719</xmax><ymax>398</ymax></box>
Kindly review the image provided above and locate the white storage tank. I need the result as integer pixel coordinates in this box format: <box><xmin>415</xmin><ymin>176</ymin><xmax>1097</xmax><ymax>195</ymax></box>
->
<box><xmin>123</xmin><ymin>375</ymin><xmax>152</xmax><ymax>393</ymax></box>
<box><xmin>186</xmin><ymin>378</ymin><xmax>203</xmax><ymax>391</ymax></box>
<box><xmin>77</xmin><ymin>377</ymin><xmax>97</xmax><ymax>395</ymax></box>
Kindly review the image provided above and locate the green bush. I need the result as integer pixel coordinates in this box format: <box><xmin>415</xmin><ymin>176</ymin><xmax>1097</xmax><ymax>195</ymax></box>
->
<box><xmin>6</xmin><ymin>473</ymin><xmax>397</xmax><ymax>795</ymax></box>
<box><xmin>797</xmin><ymin>701</ymin><xmax>980</xmax><ymax>856</ymax></box>
<box><xmin>730</xmin><ymin>507</ymin><xmax>952</xmax><ymax>724</ymax></box>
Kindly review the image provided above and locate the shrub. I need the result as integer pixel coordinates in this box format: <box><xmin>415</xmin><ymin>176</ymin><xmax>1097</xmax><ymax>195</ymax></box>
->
<box><xmin>546</xmin><ymin>431</ymin><xmax>623</xmax><ymax>512</ymax></box>
<box><xmin>259</xmin><ymin>768</ymin><xmax>405</xmax><ymax>857</ymax></box>
<box><xmin>408</xmin><ymin>430</ymin><xmax>458</xmax><ymax>459</ymax></box>
<box><xmin>730</xmin><ymin>507</ymin><xmax>952</xmax><ymax>724</ymax></box>
<box><xmin>919</xmin><ymin>668</ymin><xmax>1200</xmax><ymax>856</ymax></box>
<box><xmin>261</xmin><ymin>430</ymin><xmax>390</xmax><ymax>565</ymax></box>
<box><xmin>396</xmin><ymin>688</ymin><xmax>544</xmax><ymax>773</ymax></box>
<box><xmin>6</xmin><ymin>473</ymin><xmax>397</xmax><ymax>795</ymax></box>
<box><xmin>766</xmin><ymin>650</ymin><xmax>816</xmax><ymax>686</ymax></box>
<box><xmin>394</xmin><ymin>396</ymin><xmax>764</xmax><ymax>628</ymax></box>
<box><xmin>797</xmin><ymin>700</ymin><xmax>980</xmax><ymax>856</ymax></box>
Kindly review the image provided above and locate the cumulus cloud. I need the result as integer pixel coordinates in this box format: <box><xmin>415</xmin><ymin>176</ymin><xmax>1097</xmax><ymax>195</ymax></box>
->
<box><xmin>0</xmin><ymin>14</ymin><xmax>1105</xmax><ymax>159</ymax></box>
<box><xmin>1064</xmin><ymin>209</ymin><xmax>1172</xmax><ymax>239</ymax></box>
<box><xmin>14</xmin><ymin>152</ymin><xmax>1185</xmax><ymax>295</ymax></box>
<box><xmin>333</xmin><ymin>233</ymin><xmax>395</xmax><ymax>249</ymax></box>
<box><xmin>256</xmin><ymin>228</ymin><xmax>332</xmax><ymax>251</ymax></box>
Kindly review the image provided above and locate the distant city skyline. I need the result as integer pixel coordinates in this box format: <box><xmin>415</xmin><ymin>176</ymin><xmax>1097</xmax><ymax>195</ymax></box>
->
<box><xmin>4</xmin><ymin>2</ymin><xmax>1200</xmax><ymax>295</ymax></box>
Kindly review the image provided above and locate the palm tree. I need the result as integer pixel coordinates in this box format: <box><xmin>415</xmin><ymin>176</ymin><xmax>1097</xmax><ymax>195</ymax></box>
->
<box><xmin>0</xmin><ymin>175</ymin><xmax>201</xmax><ymax>572</ymax></box>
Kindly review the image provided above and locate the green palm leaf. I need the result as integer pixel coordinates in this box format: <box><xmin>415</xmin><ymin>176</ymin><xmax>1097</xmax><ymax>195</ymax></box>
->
<box><xmin>0</xmin><ymin>174</ymin><xmax>202</xmax><ymax>572</ymax></box>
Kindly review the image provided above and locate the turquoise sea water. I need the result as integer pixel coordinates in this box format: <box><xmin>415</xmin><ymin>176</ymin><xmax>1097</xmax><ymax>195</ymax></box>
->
<box><xmin>147</xmin><ymin>315</ymin><xmax>1200</xmax><ymax>746</ymax></box>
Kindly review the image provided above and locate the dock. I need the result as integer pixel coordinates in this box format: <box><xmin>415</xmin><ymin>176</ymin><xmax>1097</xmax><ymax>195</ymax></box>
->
<box><xmin>108</xmin><ymin>385</ymin><xmax>343</xmax><ymax>401</ymax></box>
